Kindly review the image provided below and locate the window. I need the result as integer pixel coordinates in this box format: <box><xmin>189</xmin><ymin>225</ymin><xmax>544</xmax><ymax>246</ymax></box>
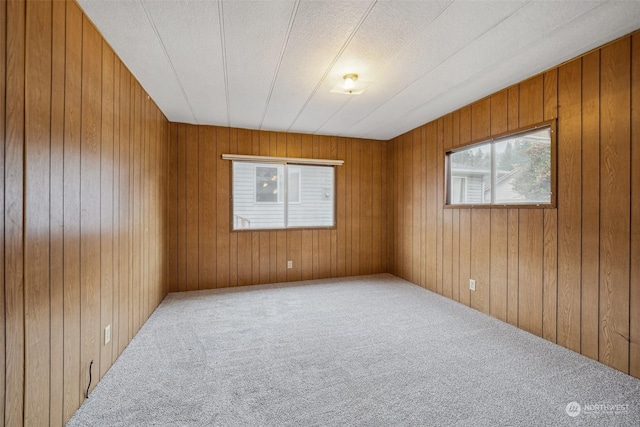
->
<box><xmin>446</xmin><ymin>123</ymin><xmax>554</xmax><ymax>207</ymax></box>
<box><xmin>232</xmin><ymin>160</ymin><xmax>335</xmax><ymax>230</ymax></box>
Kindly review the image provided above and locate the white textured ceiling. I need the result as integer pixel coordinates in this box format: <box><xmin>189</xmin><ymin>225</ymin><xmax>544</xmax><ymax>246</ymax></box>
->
<box><xmin>77</xmin><ymin>0</ymin><xmax>640</xmax><ymax>141</ymax></box>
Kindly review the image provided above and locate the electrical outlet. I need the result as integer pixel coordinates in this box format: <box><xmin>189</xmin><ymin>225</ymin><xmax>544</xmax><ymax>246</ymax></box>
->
<box><xmin>469</xmin><ymin>279</ymin><xmax>476</xmax><ymax>291</ymax></box>
<box><xmin>104</xmin><ymin>325</ymin><xmax>111</xmax><ymax>345</ymax></box>
<box><xmin>287</xmin><ymin>260</ymin><xmax>293</xmax><ymax>269</ymax></box>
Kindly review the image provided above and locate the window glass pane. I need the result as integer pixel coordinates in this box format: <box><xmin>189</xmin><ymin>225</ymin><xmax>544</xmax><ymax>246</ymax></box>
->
<box><xmin>450</xmin><ymin>144</ymin><xmax>491</xmax><ymax>204</ymax></box>
<box><xmin>256</xmin><ymin>166</ymin><xmax>280</xmax><ymax>203</ymax></box>
<box><xmin>493</xmin><ymin>128</ymin><xmax>551</xmax><ymax>204</ymax></box>
<box><xmin>288</xmin><ymin>168</ymin><xmax>300</xmax><ymax>203</ymax></box>
<box><xmin>233</xmin><ymin>162</ymin><xmax>285</xmax><ymax>230</ymax></box>
<box><xmin>287</xmin><ymin>165</ymin><xmax>334</xmax><ymax>227</ymax></box>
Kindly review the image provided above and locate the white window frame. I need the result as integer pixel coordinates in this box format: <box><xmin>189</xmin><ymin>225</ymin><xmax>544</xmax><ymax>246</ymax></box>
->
<box><xmin>227</xmin><ymin>155</ymin><xmax>340</xmax><ymax>231</ymax></box>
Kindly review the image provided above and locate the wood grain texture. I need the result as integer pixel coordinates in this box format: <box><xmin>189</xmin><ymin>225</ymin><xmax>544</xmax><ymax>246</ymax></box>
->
<box><xmin>186</xmin><ymin>126</ymin><xmax>199</xmax><ymax>290</ymax></box>
<box><xmin>198</xmin><ymin>126</ymin><xmax>217</xmax><ymax>289</ymax></box>
<box><xmin>0</xmin><ymin>1</ymin><xmax>5</xmax><ymax>421</ymax></box>
<box><xmin>599</xmin><ymin>37</ymin><xmax>630</xmax><ymax>373</ymax></box>
<box><xmin>62</xmin><ymin>2</ymin><xmax>82</xmax><ymax>420</ymax></box>
<box><xmin>5</xmin><ymin>0</ymin><xmax>26</xmax><ymax>424</ymax></box>
<box><xmin>630</xmin><ymin>32</ymin><xmax>640</xmax><ymax>379</ymax></box>
<box><xmin>491</xmin><ymin>90</ymin><xmax>508</xmax><ymax>135</ymax></box>
<box><xmin>0</xmin><ymin>2</ymin><xmax>170</xmax><ymax>422</ymax></box>
<box><xmin>543</xmin><ymin>209</ymin><xmax>558</xmax><ymax>343</ymax></box>
<box><xmin>80</xmin><ymin>18</ymin><xmax>102</xmax><ymax>400</ymax></box>
<box><xmin>24</xmin><ymin>1</ymin><xmax>52</xmax><ymax>422</ymax></box>
<box><xmin>50</xmin><ymin>2</ymin><xmax>66</xmax><ymax>423</ymax></box>
<box><xmin>490</xmin><ymin>209</ymin><xmax>508</xmax><ymax>322</ymax></box>
<box><xmin>507</xmin><ymin>209</ymin><xmax>519</xmax><ymax>326</ymax></box>
<box><xmin>0</xmin><ymin>0</ymin><xmax>5</xmax><ymax>420</ymax></box>
<box><xmin>471</xmin><ymin>98</ymin><xmax>491</xmax><ymax>141</ymax></box>
<box><xmin>544</xmin><ymin>69</ymin><xmax>558</xmax><ymax>120</ymax></box>
<box><xmin>99</xmin><ymin>43</ymin><xmax>114</xmax><ymax>380</ymax></box>
<box><xmin>169</xmin><ymin>127</ymin><xmax>387</xmax><ymax>288</ymax></box>
<box><xmin>581</xmin><ymin>50</ymin><xmax>600</xmax><ymax>360</ymax></box>
<box><xmin>518</xmin><ymin>210</ymin><xmax>543</xmax><ymax>337</ymax></box>
<box><xmin>507</xmin><ymin>85</ymin><xmax>519</xmax><ymax>131</ymax></box>
<box><xmin>519</xmin><ymin>75</ymin><xmax>543</xmax><ymax>127</ymax></box>
<box><xmin>470</xmin><ymin>210</ymin><xmax>490</xmax><ymax>314</ymax></box>
<box><xmin>557</xmin><ymin>58</ymin><xmax>582</xmax><ymax>353</ymax></box>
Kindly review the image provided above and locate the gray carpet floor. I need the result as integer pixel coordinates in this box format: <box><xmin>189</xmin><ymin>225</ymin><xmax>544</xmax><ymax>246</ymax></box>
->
<box><xmin>67</xmin><ymin>274</ymin><xmax>640</xmax><ymax>426</ymax></box>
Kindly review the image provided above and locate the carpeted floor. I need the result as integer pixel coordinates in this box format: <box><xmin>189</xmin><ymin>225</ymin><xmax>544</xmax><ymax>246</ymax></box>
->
<box><xmin>67</xmin><ymin>274</ymin><xmax>640</xmax><ymax>426</ymax></box>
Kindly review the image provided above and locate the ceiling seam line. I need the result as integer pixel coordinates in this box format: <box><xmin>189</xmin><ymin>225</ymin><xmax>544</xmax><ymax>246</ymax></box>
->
<box><xmin>138</xmin><ymin>0</ymin><xmax>199</xmax><ymax>124</ymax></box>
<box><xmin>346</xmin><ymin>0</ymin><xmax>535</xmax><ymax>135</ymax></box>
<box><xmin>258</xmin><ymin>0</ymin><xmax>300</xmax><ymax>130</ymax></box>
<box><xmin>311</xmin><ymin>0</ymin><xmax>456</xmax><ymax>136</ymax></box>
<box><xmin>385</xmin><ymin>0</ymin><xmax>606</xmax><ymax>139</ymax></box>
<box><xmin>218</xmin><ymin>0</ymin><xmax>231</xmax><ymax>126</ymax></box>
<box><xmin>286</xmin><ymin>0</ymin><xmax>378</xmax><ymax>133</ymax></box>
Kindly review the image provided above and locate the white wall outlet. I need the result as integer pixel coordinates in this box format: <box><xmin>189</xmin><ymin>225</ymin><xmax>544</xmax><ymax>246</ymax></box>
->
<box><xmin>469</xmin><ymin>279</ymin><xmax>476</xmax><ymax>291</ymax></box>
<box><xmin>104</xmin><ymin>324</ymin><xmax>111</xmax><ymax>345</ymax></box>
<box><xmin>287</xmin><ymin>260</ymin><xmax>293</xmax><ymax>269</ymax></box>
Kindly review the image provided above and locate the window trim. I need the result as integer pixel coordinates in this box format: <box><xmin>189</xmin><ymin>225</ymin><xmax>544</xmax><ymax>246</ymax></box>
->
<box><xmin>444</xmin><ymin>119</ymin><xmax>557</xmax><ymax>209</ymax></box>
<box><xmin>229</xmin><ymin>158</ymin><xmax>338</xmax><ymax>231</ymax></box>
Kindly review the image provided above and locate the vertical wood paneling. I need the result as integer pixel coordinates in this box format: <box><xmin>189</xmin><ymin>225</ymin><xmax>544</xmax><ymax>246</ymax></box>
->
<box><xmin>216</xmin><ymin>127</ymin><xmax>230</xmax><ymax>287</ymax></box>
<box><xmin>185</xmin><ymin>126</ymin><xmax>199</xmax><ymax>290</ymax></box>
<box><xmin>630</xmin><ymin>32</ymin><xmax>640</xmax><ymax>379</ymax></box>
<box><xmin>425</xmin><ymin>123</ymin><xmax>437</xmax><ymax>292</ymax></box>
<box><xmin>62</xmin><ymin>2</ymin><xmax>82</xmax><ymax>420</ymax></box>
<box><xmin>118</xmin><ymin>67</ymin><xmax>131</xmax><ymax>355</ymax></box>
<box><xmin>168</xmin><ymin>123</ymin><xmax>178</xmax><ymax>291</ymax></box>
<box><xmin>470</xmin><ymin>210</ymin><xmax>490</xmax><ymax>314</ymax></box>
<box><xmin>442</xmin><ymin>118</ymin><xmax>453</xmax><ymax>298</ymax></box>
<box><xmin>99</xmin><ymin>43</ymin><xmax>114</xmax><ymax>380</ymax></box>
<box><xmin>599</xmin><ymin>38</ymin><xmax>630</xmax><ymax>373</ymax></box>
<box><xmin>198</xmin><ymin>126</ymin><xmax>216</xmax><ymax>289</ymax></box>
<box><xmin>80</xmin><ymin>17</ymin><xmax>102</xmax><ymax>399</ymax></box>
<box><xmin>506</xmin><ymin>209</ymin><xmax>519</xmax><ymax>326</ymax></box>
<box><xmin>490</xmin><ymin>209</ymin><xmax>508</xmax><ymax>322</ymax></box>
<box><xmin>491</xmin><ymin>90</ymin><xmax>508</xmax><ymax>135</ymax></box>
<box><xmin>419</xmin><ymin>126</ymin><xmax>427</xmax><ymax>288</ymax></box>
<box><xmin>581</xmin><ymin>50</ymin><xmax>600</xmax><ymax>359</ymax></box>
<box><xmin>507</xmin><ymin>86</ymin><xmax>519</xmax><ymax>131</ymax></box>
<box><xmin>411</xmin><ymin>131</ymin><xmax>420</xmax><ymax>283</ymax></box>
<box><xmin>435</xmin><ymin>120</ymin><xmax>444</xmax><ymax>294</ymax></box>
<box><xmin>458</xmin><ymin>210</ymin><xmax>471</xmax><ymax>307</ymax></box>
<box><xmin>169</xmin><ymin>128</ymin><xmax>387</xmax><ymax>288</ymax></box>
<box><xmin>176</xmin><ymin>125</ymin><xmax>186</xmax><ymax>291</ymax></box>
<box><xmin>557</xmin><ymin>58</ymin><xmax>582</xmax><ymax>353</ymax></box>
<box><xmin>542</xmin><ymin>209</ymin><xmax>558</xmax><ymax>343</ymax></box>
<box><xmin>458</xmin><ymin>106</ymin><xmax>471</xmax><ymax>145</ymax></box>
<box><xmin>385</xmin><ymin>29</ymin><xmax>638</xmax><ymax>382</ymax></box>
<box><xmin>544</xmin><ymin>69</ymin><xmax>558</xmax><ymax>120</ymax></box>
<box><xmin>519</xmin><ymin>75</ymin><xmax>544</xmax><ymax>127</ymax></box>
<box><xmin>5</xmin><ymin>0</ymin><xmax>26</xmax><ymax>423</ymax></box>
<box><xmin>471</xmin><ymin>98</ymin><xmax>491</xmax><ymax>141</ymax></box>
<box><xmin>24</xmin><ymin>1</ymin><xmax>52</xmax><ymax>422</ymax></box>
<box><xmin>0</xmin><ymin>1</ymin><xmax>6</xmax><ymax>421</ymax></box>
<box><xmin>0</xmin><ymin>2</ymin><xmax>172</xmax><ymax>422</ymax></box>
<box><xmin>518</xmin><ymin>210</ymin><xmax>543</xmax><ymax>337</ymax></box>
<box><xmin>49</xmin><ymin>2</ymin><xmax>66</xmax><ymax>424</ymax></box>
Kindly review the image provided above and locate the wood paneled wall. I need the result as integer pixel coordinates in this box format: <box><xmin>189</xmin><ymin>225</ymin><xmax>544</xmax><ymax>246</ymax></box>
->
<box><xmin>167</xmin><ymin>124</ymin><xmax>387</xmax><ymax>291</ymax></box>
<box><xmin>1</xmin><ymin>1</ymin><xmax>170</xmax><ymax>425</ymax></box>
<box><xmin>387</xmin><ymin>32</ymin><xmax>640</xmax><ymax>379</ymax></box>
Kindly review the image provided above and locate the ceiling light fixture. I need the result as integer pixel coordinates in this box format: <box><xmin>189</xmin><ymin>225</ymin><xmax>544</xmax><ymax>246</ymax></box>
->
<box><xmin>343</xmin><ymin>73</ymin><xmax>358</xmax><ymax>92</ymax></box>
<box><xmin>331</xmin><ymin>72</ymin><xmax>370</xmax><ymax>95</ymax></box>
